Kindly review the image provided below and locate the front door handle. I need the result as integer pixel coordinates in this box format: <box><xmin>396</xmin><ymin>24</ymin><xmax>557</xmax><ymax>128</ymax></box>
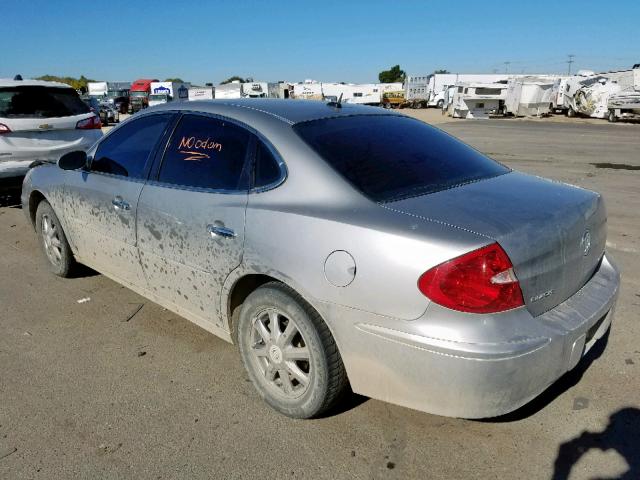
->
<box><xmin>112</xmin><ymin>196</ymin><xmax>130</xmax><ymax>211</ymax></box>
<box><xmin>207</xmin><ymin>224</ymin><xmax>236</xmax><ymax>239</ymax></box>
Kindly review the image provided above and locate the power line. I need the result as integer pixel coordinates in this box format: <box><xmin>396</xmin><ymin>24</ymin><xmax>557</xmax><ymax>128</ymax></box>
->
<box><xmin>567</xmin><ymin>54</ymin><xmax>575</xmax><ymax>75</ymax></box>
<box><xmin>504</xmin><ymin>61</ymin><xmax>511</xmax><ymax>74</ymax></box>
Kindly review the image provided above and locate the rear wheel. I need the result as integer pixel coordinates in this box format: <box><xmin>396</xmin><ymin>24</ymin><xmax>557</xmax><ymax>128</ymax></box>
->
<box><xmin>237</xmin><ymin>282</ymin><xmax>348</xmax><ymax>418</ymax></box>
<box><xmin>35</xmin><ymin>200</ymin><xmax>75</xmax><ymax>277</ymax></box>
<box><xmin>567</xmin><ymin>107</ymin><xmax>576</xmax><ymax>118</ymax></box>
<box><xmin>608</xmin><ymin>110</ymin><xmax>617</xmax><ymax>123</ymax></box>
<box><xmin>437</xmin><ymin>99</ymin><xmax>444</xmax><ymax>109</ymax></box>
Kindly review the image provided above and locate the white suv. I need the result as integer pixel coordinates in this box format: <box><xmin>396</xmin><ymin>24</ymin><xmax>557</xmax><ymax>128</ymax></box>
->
<box><xmin>0</xmin><ymin>78</ymin><xmax>103</xmax><ymax>184</ymax></box>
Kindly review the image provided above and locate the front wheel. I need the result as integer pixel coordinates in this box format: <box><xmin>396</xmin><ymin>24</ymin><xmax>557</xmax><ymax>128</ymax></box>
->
<box><xmin>35</xmin><ymin>200</ymin><xmax>75</xmax><ymax>277</ymax></box>
<box><xmin>436</xmin><ymin>100</ymin><xmax>444</xmax><ymax>109</ymax></box>
<box><xmin>608</xmin><ymin>110</ymin><xmax>617</xmax><ymax>123</ymax></box>
<box><xmin>237</xmin><ymin>282</ymin><xmax>348</xmax><ymax>418</ymax></box>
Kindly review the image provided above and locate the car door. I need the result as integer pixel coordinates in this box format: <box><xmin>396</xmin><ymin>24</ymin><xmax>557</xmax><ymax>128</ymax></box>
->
<box><xmin>63</xmin><ymin>112</ymin><xmax>175</xmax><ymax>288</ymax></box>
<box><xmin>136</xmin><ymin>113</ymin><xmax>253</xmax><ymax>327</ymax></box>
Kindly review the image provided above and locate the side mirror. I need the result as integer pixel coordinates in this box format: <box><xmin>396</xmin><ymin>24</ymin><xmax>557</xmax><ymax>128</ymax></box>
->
<box><xmin>58</xmin><ymin>151</ymin><xmax>87</xmax><ymax>170</ymax></box>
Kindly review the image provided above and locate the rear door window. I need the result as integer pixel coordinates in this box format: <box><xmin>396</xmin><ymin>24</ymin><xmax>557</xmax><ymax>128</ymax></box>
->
<box><xmin>91</xmin><ymin>113</ymin><xmax>173</xmax><ymax>179</ymax></box>
<box><xmin>294</xmin><ymin>115</ymin><xmax>509</xmax><ymax>202</ymax></box>
<box><xmin>0</xmin><ymin>86</ymin><xmax>90</xmax><ymax>118</ymax></box>
<box><xmin>158</xmin><ymin>114</ymin><xmax>251</xmax><ymax>191</ymax></box>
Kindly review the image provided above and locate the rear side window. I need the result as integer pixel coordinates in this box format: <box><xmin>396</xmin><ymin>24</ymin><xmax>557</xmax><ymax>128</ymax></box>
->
<box><xmin>158</xmin><ymin>115</ymin><xmax>251</xmax><ymax>191</ymax></box>
<box><xmin>92</xmin><ymin>114</ymin><xmax>173</xmax><ymax>179</ymax></box>
<box><xmin>254</xmin><ymin>141</ymin><xmax>282</xmax><ymax>188</ymax></box>
<box><xmin>294</xmin><ymin>115</ymin><xmax>509</xmax><ymax>202</ymax></box>
<box><xmin>0</xmin><ymin>86</ymin><xmax>90</xmax><ymax>118</ymax></box>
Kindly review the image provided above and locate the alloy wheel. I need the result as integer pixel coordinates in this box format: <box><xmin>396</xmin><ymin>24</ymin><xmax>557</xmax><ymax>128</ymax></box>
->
<box><xmin>41</xmin><ymin>214</ymin><xmax>63</xmax><ymax>266</ymax></box>
<box><xmin>249</xmin><ymin>308</ymin><xmax>311</xmax><ymax>399</ymax></box>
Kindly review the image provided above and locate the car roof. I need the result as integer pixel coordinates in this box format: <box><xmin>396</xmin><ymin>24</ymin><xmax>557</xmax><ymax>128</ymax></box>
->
<box><xmin>152</xmin><ymin>98</ymin><xmax>398</xmax><ymax>125</ymax></box>
<box><xmin>0</xmin><ymin>78</ymin><xmax>75</xmax><ymax>89</ymax></box>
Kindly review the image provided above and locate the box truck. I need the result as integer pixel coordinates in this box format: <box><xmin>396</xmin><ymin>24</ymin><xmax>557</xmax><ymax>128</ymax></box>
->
<box><xmin>148</xmin><ymin>81</ymin><xmax>191</xmax><ymax>107</ymax></box>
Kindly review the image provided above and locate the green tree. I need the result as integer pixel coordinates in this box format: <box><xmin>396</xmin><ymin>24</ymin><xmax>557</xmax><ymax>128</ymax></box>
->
<box><xmin>164</xmin><ymin>78</ymin><xmax>184</xmax><ymax>83</ymax></box>
<box><xmin>35</xmin><ymin>74</ymin><xmax>95</xmax><ymax>91</ymax></box>
<box><xmin>434</xmin><ymin>69</ymin><xmax>450</xmax><ymax>74</ymax></box>
<box><xmin>220</xmin><ymin>75</ymin><xmax>246</xmax><ymax>84</ymax></box>
<box><xmin>378</xmin><ymin>65</ymin><xmax>405</xmax><ymax>83</ymax></box>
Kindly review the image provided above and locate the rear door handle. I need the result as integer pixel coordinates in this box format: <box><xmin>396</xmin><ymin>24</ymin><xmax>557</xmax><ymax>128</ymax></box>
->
<box><xmin>207</xmin><ymin>224</ymin><xmax>236</xmax><ymax>239</ymax></box>
<box><xmin>111</xmin><ymin>196</ymin><xmax>130</xmax><ymax>211</ymax></box>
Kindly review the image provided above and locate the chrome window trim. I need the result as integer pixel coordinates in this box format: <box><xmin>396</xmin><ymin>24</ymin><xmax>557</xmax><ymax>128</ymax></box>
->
<box><xmin>144</xmin><ymin>178</ymin><xmax>249</xmax><ymax>196</ymax></box>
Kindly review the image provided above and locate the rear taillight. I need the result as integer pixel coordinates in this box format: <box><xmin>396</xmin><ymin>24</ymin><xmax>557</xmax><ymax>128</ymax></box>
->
<box><xmin>76</xmin><ymin>115</ymin><xmax>102</xmax><ymax>130</ymax></box>
<box><xmin>418</xmin><ymin>243</ymin><xmax>524</xmax><ymax>314</ymax></box>
<box><xmin>0</xmin><ymin>123</ymin><xmax>11</xmax><ymax>134</ymax></box>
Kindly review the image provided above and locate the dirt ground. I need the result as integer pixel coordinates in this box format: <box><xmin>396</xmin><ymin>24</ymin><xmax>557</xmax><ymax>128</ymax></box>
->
<box><xmin>1</xmin><ymin>116</ymin><xmax>639</xmax><ymax>480</ymax></box>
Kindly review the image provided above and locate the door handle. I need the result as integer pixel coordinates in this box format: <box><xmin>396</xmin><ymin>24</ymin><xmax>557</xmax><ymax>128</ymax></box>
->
<box><xmin>112</xmin><ymin>197</ymin><xmax>130</xmax><ymax>211</ymax></box>
<box><xmin>207</xmin><ymin>224</ymin><xmax>236</xmax><ymax>239</ymax></box>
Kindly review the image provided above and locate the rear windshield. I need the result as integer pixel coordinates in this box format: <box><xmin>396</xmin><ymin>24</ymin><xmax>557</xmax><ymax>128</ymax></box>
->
<box><xmin>0</xmin><ymin>86</ymin><xmax>90</xmax><ymax>118</ymax></box>
<box><xmin>294</xmin><ymin>115</ymin><xmax>509</xmax><ymax>202</ymax></box>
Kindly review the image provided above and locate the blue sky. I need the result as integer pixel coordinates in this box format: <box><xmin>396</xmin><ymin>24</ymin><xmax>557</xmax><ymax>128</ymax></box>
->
<box><xmin>2</xmin><ymin>0</ymin><xmax>639</xmax><ymax>84</ymax></box>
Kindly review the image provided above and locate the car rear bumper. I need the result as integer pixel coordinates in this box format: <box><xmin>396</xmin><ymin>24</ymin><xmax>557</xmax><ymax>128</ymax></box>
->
<box><xmin>317</xmin><ymin>253</ymin><xmax>620</xmax><ymax>418</ymax></box>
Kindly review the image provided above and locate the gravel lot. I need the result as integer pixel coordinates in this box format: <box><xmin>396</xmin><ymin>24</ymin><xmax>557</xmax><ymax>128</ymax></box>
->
<box><xmin>1</xmin><ymin>115</ymin><xmax>639</xmax><ymax>479</ymax></box>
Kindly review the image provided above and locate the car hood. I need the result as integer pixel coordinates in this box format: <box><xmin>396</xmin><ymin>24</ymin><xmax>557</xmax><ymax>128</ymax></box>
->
<box><xmin>384</xmin><ymin>172</ymin><xmax>606</xmax><ymax>316</ymax></box>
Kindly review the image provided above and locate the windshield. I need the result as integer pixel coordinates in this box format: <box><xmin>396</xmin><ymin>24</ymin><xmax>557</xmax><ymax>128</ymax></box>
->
<box><xmin>130</xmin><ymin>91</ymin><xmax>147</xmax><ymax>98</ymax></box>
<box><xmin>107</xmin><ymin>90</ymin><xmax>128</xmax><ymax>98</ymax></box>
<box><xmin>0</xmin><ymin>86</ymin><xmax>90</xmax><ymax>118</ymax></box>
<box><xmin>294</xmin><ymin>115</ymin><xmax>509</xmax><ymax>203</ymax></box>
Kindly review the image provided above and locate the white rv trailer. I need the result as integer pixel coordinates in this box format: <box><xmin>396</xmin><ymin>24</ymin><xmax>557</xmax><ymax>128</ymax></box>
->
<box><xmin>504</xmin><ymin>76</ymin><xmax>557</xmax><ymax>117</ymax></box>
<box><xmin>450</xmin><ymin>82</ymin><xmax>508</xmax><ymax>119</ymax></box>
<box><xmin>291</xmin><ymin>82</ymin><xmax>324</xmax><ymax>100</ymax></box>
<box><xmin>188</xmin><ymin>86</ymin><xmax>214</xmax><ymax>101</ymax></box>
<box><xmin>562</xmin><ymin>74</ymin><xmax>622</xmax><ymax>119</ymax></box>
<box><xmin>242</xmin><ymin>82</ymin><xmax>268</xmax><ymax>98</ymax></box>
<box><xmin>215</xmin><ymin>81</ymin><xmax>242</xmax><ymax>99</ymax></box>
<box><xmin>344</xmin><ymin>84</ymin><xmax>382</xmax><ymax>105</ymax></box>
<box><xmin>426</xmin><ymin>73</ymin><xmax>514</xmax><ymax>107</ymax></box>
<box><xmin>605</xmin><ymin>67</ymin><xmax>640</xmax><ymax>122</ymax></box>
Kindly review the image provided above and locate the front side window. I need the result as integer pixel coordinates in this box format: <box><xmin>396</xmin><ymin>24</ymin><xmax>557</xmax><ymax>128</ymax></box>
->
<box><xmin>91</xmin><ymin>114</ymin><xmax>173</xmax><ymax>178</ymax></box>
<box><xmin>294</xmin><ymin>115</ymin><xmax>509</xmax><ymax>203</ymax></box>
<box><xmin>158</xmin><ymin>115</ymin><xmax>251</xmax><ymax>190</ymax></box>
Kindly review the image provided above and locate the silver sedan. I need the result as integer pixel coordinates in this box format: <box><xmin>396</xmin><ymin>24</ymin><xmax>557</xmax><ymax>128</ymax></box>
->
<box><xmin>21</xmin><ymin>100</ymin><xmax>620</xmax><ymax>419</ymax></box>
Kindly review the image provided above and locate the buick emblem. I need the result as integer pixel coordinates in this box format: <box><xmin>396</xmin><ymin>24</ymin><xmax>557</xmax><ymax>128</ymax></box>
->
<box><xmin>581</xmin><ymin>230</ymin><xmax>591</xmax><ymax>256</ymax></box>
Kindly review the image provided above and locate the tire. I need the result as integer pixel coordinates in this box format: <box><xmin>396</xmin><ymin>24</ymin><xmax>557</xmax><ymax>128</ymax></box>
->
<box><xmin>35</xmin><ymin>200</ymin><xmax>75</xmax><ymax>277</ymax></box>
<box><xmin>608</xmin><ymin>110</ymin><xmax>617</xmax><ymax>123</ymax></box>
<box><xmin>567</xmin><ymin>107</ymin><xmax>575</xmax><ymax>118</ymax></box>
<box><xmin>237</xmin><ymin>282</ymin><xmax>348</xmax><ymax>418</ymax></box>
<box><xmin>436</xmin><ymin>100</ymin><xmax>444</xmax><ymax>109</ymax></box>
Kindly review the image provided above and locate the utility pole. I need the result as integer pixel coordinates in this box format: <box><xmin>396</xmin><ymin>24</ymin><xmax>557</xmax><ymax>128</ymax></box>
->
<box><xmin>504</xmin><ymin>61</ymin><xmax>511</xmax><ymax>74</ymax></box>
<box><xmin>567</xmin><ymin>54</ymin><xmax>575</xmax><ymax>75</ymax></box>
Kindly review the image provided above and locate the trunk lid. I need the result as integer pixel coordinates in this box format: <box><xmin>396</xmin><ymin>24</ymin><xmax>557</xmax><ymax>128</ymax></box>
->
<box><xmin>0</xmin><ymin>113</ymin><xmax>99</xmax><ymax>161</ymax></box>
<box><xmin>386</xmin><ymin>172</ymin><xmax>606</xmax><ymax>316</ymax></box>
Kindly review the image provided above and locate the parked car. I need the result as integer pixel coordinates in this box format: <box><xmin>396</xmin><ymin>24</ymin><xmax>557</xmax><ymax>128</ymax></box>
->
<box><xmin>99</xmin><ymin>101</ymin><xmax>119</xmax><ymax>125</ymax></box>
<box><xmin>22</xmin><ymin>100</ymin><xmax>619</xmax><ymax>419</ymax></box>
<box><xmin>0</xmin><ymin>78</ymin><xmax>102</xmax><ymax>189</ymax></box>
